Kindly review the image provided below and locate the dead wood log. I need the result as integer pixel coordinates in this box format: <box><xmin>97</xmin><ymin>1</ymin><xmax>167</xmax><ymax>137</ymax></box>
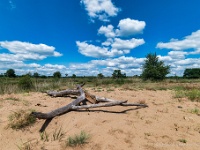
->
<box><xmin>71</xmin><ymin>100</ymin><xmax>127</xmax><ymax>110</ymax></box>
<box><xmin>32</xmin><ymin>85</ymin><xmax>85</xmax><ymax>119</ymax></box>
<box><xmin>95</xmin><ymin>96</ymin><xmax>148</xmax><ymax>107</ymax></box>
<box><xmin>47</xmin><ymin>89</ymin><xmax>79</xmax><ymax>97</ymax></box>
<box><xmin>32</xmin><ymin>85</ymin><xmax>148</xmax><ymax>119</ymax></box>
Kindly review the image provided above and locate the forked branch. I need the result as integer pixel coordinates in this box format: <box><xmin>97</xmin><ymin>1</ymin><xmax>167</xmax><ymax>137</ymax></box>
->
<box><xmin>32</xmin><ymin>85</ymin><xmax>148</xmax><ymax>119</ymax></box>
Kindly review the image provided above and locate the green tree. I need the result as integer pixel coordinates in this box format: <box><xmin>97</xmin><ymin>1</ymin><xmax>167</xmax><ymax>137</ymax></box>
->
<box><xmin>53</xmin><ymin>71</ymin><xmax>61</xmax><ymax>78</ymax></box>
<box><xmin>33</xmin><ymin>72</ymin><xmax>39</xmax><ymax>78</ymax></box>
<box><xmin>141</xmin><ymin>53</ymin><xmax>170</xmax><ymax>81</ymax></box>
<box><xmin>112</xmin><ymin>70</ymin><xmax>126</xmax><ymax>79</ymax></box>
<box><xmin>72</xmin><ymin>74</ymin><xmax>76</xmax><ymax>79</ymax></box>
<box><xmin>5</xmin><ymin>69</ymin><xmax>16</xmax><ymax>77</ymax></box>
<box><xmin>183</xmin><ymin>68</ymin><xmax>200</xmax><ymax>78</ymax></box>
<box><xmin>97</xmin><ymin>73</ymin><xmax>104</xmax><ymax>79</ymax></box>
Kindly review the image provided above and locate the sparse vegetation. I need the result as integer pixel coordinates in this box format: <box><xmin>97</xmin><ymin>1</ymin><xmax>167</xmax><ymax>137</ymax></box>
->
<box><xmin>66</xmin><ymin>131</ymin><xmax>90</xmax><ymax>147</ymax></box>
<box><xmin>190</xmin><ymin>108</ymin><xmax>200</xmax><ymax>115</ymax></box>
<box><xmin>174</xmin><ymin>88</ymin><xmax>200</xmax><ymax>102</ymax></box>
<box><xmin>178</xmin><ymin>139</ymin><xmax>187</xmax><ymax>143</ymax></box>
<box><xmin>17</xmin><ymin>141</ymin><xmax>32</xmax><ymax>150</ymax></box>
<box><xmin>8</xmin><ymin>109</ymin><xmax>36</xmax><ymax>130</ymax></box>
<box><xmin>186</xmin><ymin>89</ymin><xmax>200</xmax><ymax>101</ymax></box>
<box><xmin>40</xmin><ymin>131</ymin><xmax>49</xmax><ymax>142</ymax></box>
<box><xmin>52</xmin><ymin>127</ymin><xmax>65</xmax><ymax>141</ymax></box>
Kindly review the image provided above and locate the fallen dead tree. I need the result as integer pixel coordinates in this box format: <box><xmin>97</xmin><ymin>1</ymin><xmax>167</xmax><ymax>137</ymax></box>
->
<box><xmin>32</xmin><ymin>84</ymin><xmax>148</xmax><ymax>119</ymax></box>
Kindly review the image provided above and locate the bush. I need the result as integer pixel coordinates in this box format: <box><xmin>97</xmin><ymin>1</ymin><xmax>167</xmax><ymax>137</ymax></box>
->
<box><xmin>66</xmin><ymin>131</ymin><xmax>89</xmax><ymax>147</ymax></box>
<box><xmin>7</xmin><ymin>109</ymin><xmax>36</xmax><ymax>130</ymax></box>
<box><xmin>18</xmin><ymin>75</ymin><xmax>34</xmax><ymax>91</ymax></box>
<box><xmin>53</xmin><ymin>71</ymin><xmax>61</xmax><ymax>78</ymax></box>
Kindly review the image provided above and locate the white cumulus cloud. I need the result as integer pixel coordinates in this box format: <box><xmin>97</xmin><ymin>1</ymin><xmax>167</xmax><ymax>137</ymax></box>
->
<box><xmin>111</xmin><ymin>38</ymin><xmax>145</xmax><ymax>50</ymax></box>
<box><xmin>0</xmin><ymin>41</ymin><xmax>62</xmax><ymax>61</ymax></box>
<box><xmin>98</xmin><ymin>25</ymin><xmax>115</xmax><ymax>38</ymax></box>
<box><xmin>156</xmin><ymin>30</ymin><xmax>200</xmax><ymax>51</ymax></box>
<box><xmin>81</xmin><ymin>0</ymin><xmax>120</xmax><ymax>22</ymax></box>
<box><xmin>76</xmin><ymin>41</ymin><xmax>123</xmax><ymax>58</ymax></box>
<box><xmin>116</xmin><ymin>18</ymin><xmax>146</xmax><ymax>37</ymax></box>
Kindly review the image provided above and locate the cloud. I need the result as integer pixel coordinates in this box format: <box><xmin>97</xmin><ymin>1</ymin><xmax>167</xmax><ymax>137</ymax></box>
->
<box><xmin>67</xmin><ymin>56</ymin><xmax>145</xmax><ymax>76</ymax></box>
<box><xmin>98</xmin><ymin>25</ymin><xmax>115</xmax><ymax>38</ymax></box>
<box><xmin>77</xmin><ymin>18</ymin><xmax>146</xmax><ymax>58</ymax></box>
<box><xmin>76</xmin><ymin>38</ymin><xmax>144</xmax><ymax>58</ymax></box>
<box><xmin>81</xmin><ymin>0</ymin><xmax>120</xmax><ymax>22</ymax></box>
<box><xmin>98</xmin><ymin>18</ymin><xmax>146</xmax><ymax>38</ymax></box>
<box><xmin>156</xmin><ymin>30</ymin><xmax>200</xmax><ymax>51</ymax></box>
<box><xmin>116</xmin><ymin>18</ymin><xmax>146</xmax><ymax>37</ymax></box>
<box><xmin>0</xmin><ymin>41</ymin><xmax>62</xmax><ymax>61</ymax></box>
<box><xmin>155</xmin><ymin>30</ymin><xmax>200</xmax><ymax>75</ymax></box>
<box><xmin>111</xmin><ymin>38</ymin><xmax>145</xmax><ymax>50</ymax></box>
<box><xmin>76</xmin><ymin>41</ymin><xmax>124</xmax><ymax>58</ymax></box>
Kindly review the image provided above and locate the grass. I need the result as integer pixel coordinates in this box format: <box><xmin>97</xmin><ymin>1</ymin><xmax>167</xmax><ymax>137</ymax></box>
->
<box><xmin>174</xmin><ymin>88</ymin><xmax>200</xmax><ymax>102</ymax></box>
<box><xmin>186</xmin><ymin>89</ymin><xmax>200</xmax><ymax>101</ymax></box>
<box><xmin>7</xmin><ymin>109</ymin><xmax>36</xmax><ymax>130</ymax></box>
<box><xmin>178</xmin><ymin>139</ymin><xmax>187</xmax><ymax>143</ymax></box>
<box><xmin>40</xmin><ymin>131</ymin><xmax>49</xmax><ymax>142</ymax></box>
<box><xmin>52</xmin><ymin>127</ymin><xmax>65</xmax><ymax>141</ymax></box>
<box><xmin>5</xmin><ymin>97</ymin><xmax>20</xmax><ymax>101</ymax></box>
<box><xmin>190</xmin><ymin>108</ymin><xmax>200</xmax><ymax>115</ymax></box>
<box><xmin>17</xmin><ymin>141</ymin><xmax>32</xmax><ymax>150</ymax></box>
<box><xmin>66</xmin><ymin>131</ymin><xmax>90</xmax><ymax>147</ymax></box>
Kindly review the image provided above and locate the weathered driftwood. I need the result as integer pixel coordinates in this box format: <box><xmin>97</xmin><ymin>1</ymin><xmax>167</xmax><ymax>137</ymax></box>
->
<box><xmin>32</xmin><ymin>85</ymin><xmax>85</xmax><ymax>119</ymax></box>
<box><xmin>32</xmin><ymin>85</ymin><xmax>148</xmax><ymax>119</ymax></box>
<box><xmin>47</xmin><ymin>89</ymin><xmax>79</xmax><ymax>97</ymax></box>
<box><xmin>95</xmin><ymin>96</ymin><xmax>148</xmax><ymax>107</ymax></box>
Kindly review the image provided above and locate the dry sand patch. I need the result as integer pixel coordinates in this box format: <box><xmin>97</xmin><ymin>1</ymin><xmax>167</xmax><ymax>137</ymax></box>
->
<box><xmin>0</xmin><ymin>89</ymin><xmax>200</xmax><ymax>150</ymax></box>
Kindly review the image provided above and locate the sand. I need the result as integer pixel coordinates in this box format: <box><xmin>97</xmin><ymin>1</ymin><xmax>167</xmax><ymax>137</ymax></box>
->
<box><xmin>0</xmin><ymin>88</ymin><xmax>200</xmax><ymax>150</ymax></box>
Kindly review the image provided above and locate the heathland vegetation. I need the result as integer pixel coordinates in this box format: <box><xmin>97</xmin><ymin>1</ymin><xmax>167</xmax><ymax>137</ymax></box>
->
<box><xmin>0</xmin><ymin>53</ymin><xmax>200</xmax><ymax>97</ymax></box>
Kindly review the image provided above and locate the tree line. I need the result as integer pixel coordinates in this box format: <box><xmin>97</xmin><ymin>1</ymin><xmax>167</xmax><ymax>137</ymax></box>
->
<box><xmin>1</xmin><ymin>53</ymin><xmax>200</xmax><ymax>81</ymax></box>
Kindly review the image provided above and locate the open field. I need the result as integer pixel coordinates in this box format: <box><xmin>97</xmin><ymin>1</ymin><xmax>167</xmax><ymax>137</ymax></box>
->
<box><xmin>0</xmin><ymin>78</ymin><xmax>200</xmax><ymax>150</ymax></box>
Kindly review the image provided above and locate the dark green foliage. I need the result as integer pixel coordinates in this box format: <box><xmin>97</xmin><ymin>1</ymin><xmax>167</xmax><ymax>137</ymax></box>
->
<box><xmin>53</xmin><ymin>71</ymin><xmax>61</xmax><ymax>78</ymax></box>
<box><xmin>97</xmin><ymin>73</ymin><xmax>104</xmax><ymax>79</ymax></box>
<box><xmin>72</xmin><ymin>74</ymin><xmax>76</xmax><ymax>78</ymax></box>
<box><xmin>33</xmin><ymin>72</ymin><xmax>39</xmax><ymax>78</ymax></box>
<box><xmin>40</xmin><ymin>75</ymin><xmax>47</xmax><ymax>78</ymax></box>
<box><xmin>183</xmin><ymin>68</ymin><xmax>200</xmax><ymax>78</ymax></box>
<box><xmin>112</xmin><ymin>70</ymin><xmax>126</xmax><ymax>79</ymax></box>
<box><xmin>5</xmin><ymin>69</ymin><xmax>16</xmax><ymax>77</ymax></box>
<box><xmin>18</xmin><ymin>75</ymin><xmax>34</xmax><ymax>90</ymax></box>
<box><xmin>141</xmin><ymin>53</ymin><xmax>170</xmax><ymax>81</ymax></box>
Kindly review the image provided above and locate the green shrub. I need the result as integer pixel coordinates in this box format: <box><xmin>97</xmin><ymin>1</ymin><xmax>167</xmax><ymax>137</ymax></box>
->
<box><xmin>178</xmin><ymin>139</ymin><xmax>187</xmax><ymax>143</ymax></box>
<box><xmin>18</xmin><ymin>76</ymin><xmax>34</xmax><ymax>91</ymax></box>
<box><xmin>8</xmin><ymin>109</ymin><xmax>36</xmax><ymax>130</ymax></box>
<box><xmin>190</xmin><ymin>108</ymin><xmax>200</xmax><ymax>115</ymax></box>
<box><xmin>186</xmin><ymin>89</ymin><xmax>200</xmax><ymax>101</ymax></box>
<box><xmin>66</xmin><ymin>131</ymin><xmax>90</xmax><ymax>147</ymax></box>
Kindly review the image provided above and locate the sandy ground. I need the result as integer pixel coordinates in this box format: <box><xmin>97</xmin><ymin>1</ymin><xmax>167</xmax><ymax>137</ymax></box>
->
<box><xmin>1</xmin><ymin>88</ymin><xmax>200</xmax><ymax>150</ymax></box>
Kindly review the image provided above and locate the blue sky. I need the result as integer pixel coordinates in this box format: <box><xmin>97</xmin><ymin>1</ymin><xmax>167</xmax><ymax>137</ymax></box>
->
<box><xmin>1</xmin><ymin>0</ymin><xmax>200</xmax><ymax>76</ymax></box>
